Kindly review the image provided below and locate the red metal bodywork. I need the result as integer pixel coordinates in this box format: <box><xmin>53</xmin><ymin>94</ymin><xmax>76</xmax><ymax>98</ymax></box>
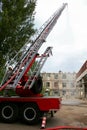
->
<box><xmin>0</xmin><ymin>96</ymin><xmax>61</xmax><ymax>111</ymax></box>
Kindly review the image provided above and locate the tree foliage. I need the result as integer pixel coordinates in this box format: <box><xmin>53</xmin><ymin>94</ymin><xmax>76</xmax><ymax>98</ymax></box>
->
<box><xmin>0</xmin><ymin>0</ymin><xmax>37</xmax><ymax>81</ymax></box>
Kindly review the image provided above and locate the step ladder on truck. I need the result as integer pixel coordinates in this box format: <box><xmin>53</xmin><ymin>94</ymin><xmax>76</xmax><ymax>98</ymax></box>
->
<box><xmin>0</xmin><ymin>3</ymin><xmax>67</xmax><ymax>125</ymax></box>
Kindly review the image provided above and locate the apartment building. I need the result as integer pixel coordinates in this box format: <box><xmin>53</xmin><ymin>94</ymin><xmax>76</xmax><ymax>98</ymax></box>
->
<box><xmin>41</xmin><ymin>71</ymin><xmax>76</xmax><ymax>98</ymax></box>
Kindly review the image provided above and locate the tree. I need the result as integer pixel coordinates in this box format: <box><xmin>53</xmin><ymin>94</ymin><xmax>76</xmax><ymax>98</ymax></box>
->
<box><xmin>0</xmin><ymin>0</ymin><xmax>37</xmax><ymax>81</ymax></box>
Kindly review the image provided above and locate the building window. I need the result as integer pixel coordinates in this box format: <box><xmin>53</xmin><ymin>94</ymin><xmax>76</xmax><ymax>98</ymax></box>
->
<box><xmin>47</xmin><ymin>73</ymin><xmax>50</xmax><ymax>77</ymax></box>
<box><xmin>46</xmin><ymin>82</ymin><xmax>50</xmax><ymax>87</ymax></box>
<box><xmin>62</xmin><ymin>74</ymin><xmax>66</xmax><ymax>79</ymax></box>
<box><xmin>54</xmin><ymin>82</ymin><xmax>58</xmax><ymax>87</ymax></box>
<box><xmin>54</xmin><ymin>74</ymin><xmax>58</xmax><ymax>79</ymax></box>
<box><xmin>62</xmin><ymin>83</ymin><xmax>66</xmax><ymax>88</ymax></box>
<box><xmin>62</xmin><ymin>90</ymin><xmax>66</xmax><ymax>95</ymax></box>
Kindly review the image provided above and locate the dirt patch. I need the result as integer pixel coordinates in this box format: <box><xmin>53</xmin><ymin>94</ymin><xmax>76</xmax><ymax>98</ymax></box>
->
<box><xmin>56</xmin><ymin>105</ymin><xmax>87</xmax><ymax>127</ymax></box>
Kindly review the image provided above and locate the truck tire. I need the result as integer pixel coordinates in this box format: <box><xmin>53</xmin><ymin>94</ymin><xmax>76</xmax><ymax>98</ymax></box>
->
<box><xmin>21</xmin><ymin>103</ymin><xmax>40</xmax><ymax>124</ymax></box>
<box><xmin>0</xmin><ymin>103</ymin><xmax>18</xmax><ymax>123</ymax></box>
<box><xmin>31</xmin><ymin>76</ymin><xmax>43</xmax><ymax>94</ymax></box>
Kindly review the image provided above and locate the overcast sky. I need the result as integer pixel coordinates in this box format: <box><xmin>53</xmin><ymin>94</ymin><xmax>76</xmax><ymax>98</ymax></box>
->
<box><xmin>34</xmin><ymin>0</ymin><xmax>87</xmax><ymax>73</ymax></box>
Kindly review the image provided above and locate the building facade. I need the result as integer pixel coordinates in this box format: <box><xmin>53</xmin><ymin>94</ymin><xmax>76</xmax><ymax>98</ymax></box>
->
<box><xmin>76</xmin><ymin>60</ymin><xmax>87</xmax><ymax>99</ymax></box>
<box><xmin>41</xmin><ymin>71</ymin><xmax>76</xmax><ymax>98</ymax></box>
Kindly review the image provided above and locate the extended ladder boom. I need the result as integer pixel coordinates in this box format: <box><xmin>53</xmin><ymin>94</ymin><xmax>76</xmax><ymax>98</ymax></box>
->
<box><xmin>0</xmin><ymin>3</ymin><xmax>67</xmax><ymax>91</ymax></box>
<box><xmin>24</xmin><ymin>47</ymin><xmax>53</xmax><ymax>89</ymax></box>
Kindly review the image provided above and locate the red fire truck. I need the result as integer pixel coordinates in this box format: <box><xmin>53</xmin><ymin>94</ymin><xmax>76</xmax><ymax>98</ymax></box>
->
<box><xmin>0</xmin><ymin>3</ymin><xmax>67</xmax><ymax>125</ymax></box>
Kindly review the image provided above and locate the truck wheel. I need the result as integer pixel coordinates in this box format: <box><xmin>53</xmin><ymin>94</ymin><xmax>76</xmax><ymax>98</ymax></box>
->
<box><xmin>31</xmin><ymin>76</ymin><xmax>43</xmax><ymax>94</ymax></box>
<box><xmin>0</xmin><ymin>103</ymin><xmax>18</xmax><ymax>123</ymax></box>
<box><xmin>21</xmin><ymin>103</ymin><xmax>40</xmax><ymax>124</ymax></box>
